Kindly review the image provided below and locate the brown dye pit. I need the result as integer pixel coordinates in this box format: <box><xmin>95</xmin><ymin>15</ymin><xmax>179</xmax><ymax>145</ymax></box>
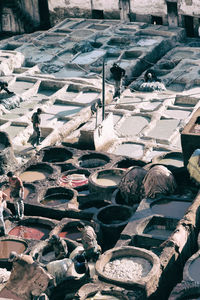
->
<box><xmin>41</xmin><ymin>193</ymin><xmax>70</xmax><ymax>206</ymax></box>
<box><xmin>3</xmin><ymin>187</ymin><xmax>30</xmax><ymax>201</ymax></box>
<box><xmin>95</xmin><ymin>175</ymin><xmax>121</xmax><ymax>186</ymax></box>
<box><xmin>189</xmin><ymin>257</ymin><xmax>200</xmax><ymax>282</ymax></box>
<box><xmin>151</xmin><ymin>200</ymin><xmax>190</xmax><ymax>219</ymax></box>
<box><xmin>0</xmin><ymin>240</ymin><xmax>26</xmax><ymax>259</ymax></box>
<box><xmin>20</xmin><ymin>170</ymin><xmax>48</xmax><ymax>182</ymax></box>
<box><xmin>9</xmin><ymin>225</ymin><xmax>50</xmax><ymax>240</ymax></box>
<box><xmin>59</xmin><ymin>228</ymin><xmax>82</xmax><ymax>241</ymax></box>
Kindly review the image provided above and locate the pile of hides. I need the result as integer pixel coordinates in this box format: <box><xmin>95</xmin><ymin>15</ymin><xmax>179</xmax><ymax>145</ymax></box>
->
<box><xmin>143</xmin><ymin>165</ymin><xmax>177</xmax><ymax>198</ymax></box>
<box><xmin>187</xmin><ymin>149</ymin><xmax>200</xmax><ymax>185</ymax></box>
<box><xmin>139</xmin><ymin>81</ymin><xmax>166</xmax><ymax>92</ymax></box>
<box><xmin>118</xmin><ymin>166</ymin><xmax>147</xmax><ymax>205</ymax></box>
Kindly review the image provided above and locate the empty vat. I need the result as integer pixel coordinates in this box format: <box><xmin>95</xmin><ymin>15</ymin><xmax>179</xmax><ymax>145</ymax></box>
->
<box><xmin>77</xmin><ymin>153</ymin><xmax>110</xmax><ymax>169</ymax></box>
<box><xmin>42</xmin><ymin>146</ymin><xmax>73</xmax><ymax>163</ymax></box>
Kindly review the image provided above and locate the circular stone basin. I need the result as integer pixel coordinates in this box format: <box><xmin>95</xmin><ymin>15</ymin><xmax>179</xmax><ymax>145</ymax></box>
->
<box><xmin>154</xmin><ymin>152</ymin><xmax>184</xmax><ymax>168</ymax></box>
<box><xmin>151</xmin><ymin>199</ymin><xmax>191</xmax><ymax>219</ymax></box>
<box><xmin>59</xmin><ymin>169</ymin><xmax>90</xmax><ymax>189</ymax></box>
<box><xmin>9</xmin><ymin>224</ymin><xmax>50</xmax><ymax>240</ymax></box>
<box><xmin>42</xmin><ymin>147</ymin><xmax>73</xmax><ymax>163</ymax></box>
<box><xmin>0</xmin><ymin>239</ymin><xmax>27</xmax><ymax>259</ymax></box>
<box><xmin>20</xmin><ymin>163</ymin><xmax>54</xmax><ymax>182</ymax></box>
<box><xmin>86</xmin><ymin>291</ymin><xmax>128</xmax><ymax>300</ymax></box>
<box><xmin>41</xmin><ymin>187</ymin><xmax>76</xmax><ymax>207</ymax></box>
<box><xmin>59</xmin><ymin>227</ymin><xmax>82</xmax><ymax>241</ymax></box>
<box><xmin>114</xmin><ymin>159</ymin><xmax>146</xmax><ymax>169</ymax></box>
<box><xmin>89</xmin><ymin>168</ymin><xmax>125</xmax><ymax>193</ymax></box>
<box><xmin>96</xmin><ymin>246</ymin><xmax>160</xmax><ymax>289</ymax></box>
<box><xmin>77</xmin><ymin>153</ymin><xmax>110</xmax><ymax>169</ymax></box>
<box><xmin>80</xmin><ymin>199</ymin><xmax>110</xmax><ymax>214</ymax></box>
<box><xmin>96</xmin><ymin>205</ymin><xmax>132</xmax><ymax>226</ymax></box>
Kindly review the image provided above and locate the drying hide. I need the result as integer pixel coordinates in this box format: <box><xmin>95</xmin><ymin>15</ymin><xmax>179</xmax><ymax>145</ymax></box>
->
<box><xmin>118</xmin><ymin>166</ymin><xmax>147</xmax><ymax>205</ymax></box>
<box><xmin>143</xmin><ymin>165</ymin><xmax>177</xmax><ymax>198</ymax></box>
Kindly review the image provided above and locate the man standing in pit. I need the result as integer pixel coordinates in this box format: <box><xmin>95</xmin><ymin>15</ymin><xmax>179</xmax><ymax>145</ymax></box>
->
<box><xmin>31</xmin><ymin>108</ymin><xmax>42</xmax><ymax>147</ymax></box>
<box><xmin>0</xmin><ymin>80</ymin><xmax>14</xmax><ymax>95</ymax></box>
<box><xmin>110</xmin><ymin>62</ymin><xmax>126</xmax><ymax>98</ymax></box>
<box><xmin>7</xmin><ymin>171</ymin><xmax>24</xmax><ymax>220</ymax></box>
<box><xmin>0</xmin><ymin>190</ymin><xmax>7</xmax><ymax>235</ymax></box>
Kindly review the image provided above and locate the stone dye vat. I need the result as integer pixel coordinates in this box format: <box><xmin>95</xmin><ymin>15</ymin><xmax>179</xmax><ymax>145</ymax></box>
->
<box><xmin>76</xmin><ymin>153</ymin><xmax>111</xmax><ymax>169</ymax></box>
<box><xmin>150</xmin><ymin>198</ymin><xmax>191</xmax><ymax>219</ymax></box>
<box><xmin>8</xmin><ymin>218</ymin><xmax>53</xmax><ymax>240</ymax></box>
<box><xmin>88</xmin><ymin>168</ymin><xmax>125</xmax><ymax>193</ymax></box>
<box><xmin>117</xmin><ymin>116</ymin><xmax>150</xmax><ymax>138</ymax></box>
<box><xmin>152</xmin><ymin>151</ymin><xmax>184</xmax><ymax>168</ymax></box>
<box><xmin>95</xmin><ymin>246</ymin><xmax>160</xmax><ymax>297</ymax></box>
<box><xmin>42</xmin><ymin>146</ymin><xmax>73</xmax><ymax>163</ymax></box>
<box><xmin>58</xmin><ymin>222</ymin><xmax>82</xmax><ymax>242</ymax></box>
<box><xmin>19</xmin><ymin>163</ymin><xmax>55</xmax><ymax>182</ymax></box>
<box><xmin>94</xmin><ymin>205</ymin><xmax>133</xmax><ymax>249</ymax></box>
<box><xmin>113</xmin><ymin>158</ymin><xmax>146</xmax><ymax>169</ymax></box>
<box><xmin>169</xmin><ymin>281</ymin><xmax>200</xmax><ymax>300</ymax></box>
<box><xmin>59</xmin><ymin>169</ymin><xmax>90</xmax><ymax>190</ymax></box>
<box><xmin>79</xmin><ymin>198</ymin><xmax>110</xmax><ymax>215</ymax></box>
<box><xmin>0</xmin><ymin>237</ymin><xmax>27</xmax><ymax>259</ymax></box>
<box><xmin>40</xmin><ymin>186</ymin><xmax>78</xmax><ymax>207</ymax></box>
<box><xmin>3</xmin><ymin>183</ymin><xmax>36</xmax><ymax>201</ymax></box>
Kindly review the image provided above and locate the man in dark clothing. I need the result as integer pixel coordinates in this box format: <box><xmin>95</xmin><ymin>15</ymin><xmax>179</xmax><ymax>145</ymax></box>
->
<box><xmin>144</xmin><ymin>69</ymin><xmax>161</xmax><ymax>83</ymax></box>
<box><xmin>110</xmin><ymin>63</ymin><xmax>125</xmax><ymax>98</ymax></box>
<box><xmin>0</xmin><ymin>80</ymin><xmax>14</xmax><ymax>95</ymax></box>
<box><xmin>31</xmin><ymin>108</ymin><xmax>42</xmax><ymax>147</ymax></box>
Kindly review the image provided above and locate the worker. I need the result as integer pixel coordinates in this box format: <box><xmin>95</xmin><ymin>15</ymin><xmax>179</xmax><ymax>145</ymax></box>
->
<box><xmin>7</xmin><ymin>171</ymin><xmax>24</xmax><ymax>220</ymax></box>
<box><xmin>48</xmin><ymin>234</ymin><xmax>68</xmax><ymax>260</ymax></box>
<box><xmin>77</xmin><ymin>222</ymin><xmax>101</xmax><ymax>262</ymax></box>
<box><xmin>31</xmin><ymin>108</ymin><xmax>42</xmax><ymax>147</ymax></box>
<box><xmin>0</xmin><ymin>80</ymin><xmax>14</xmax><ymax>95</ymax></box>
<box><xmin>0</xmin><ymin>190</ymin><xmax>7</xmax><ymax>235</ymax></box>
<box><xmin>110</xmin><ymin>63</ymin><xmax>126</xmax><ymax>98</ymax></box>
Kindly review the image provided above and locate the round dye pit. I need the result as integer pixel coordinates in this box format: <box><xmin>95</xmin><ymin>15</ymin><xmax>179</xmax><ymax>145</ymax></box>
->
<box><xmin>77</xmin><ymin>153</ymin><xmax>110</xmax><ymax>169</ymax></box>
<box><xmin>104</xmin><ymin>256</ymin><xmax>152</xmax><ymax>281</ymax></box>
<box><xmin>96</xmin><ymin>205</ymin><xmax>132</xmax><ymax>226</ymax></box>
<box><xmin>59</xmin><ymin>227</ymin><xmax>82</xmax><ymax>241</ymax></box>
<box><xmin>41</xmin><ymin>187</ymin><xmax>76</xmax><ymax>207</ymax></box>
<box><xmin>59</xmin><ymin>171</ymin><xmax>89</xmax><ymax>189</ymax></box>
<box><xmin>80</xmin><ymin>200</ymin><xmax>110</xmax><ymax>214</ymax></box>
<box><xmin>42</xmin><ymin>147</ymin><xmax>73</xmax><ymax>163</ymax></box>
<box><xmin>154</xmin><ymin>152</ymin><xmax>184</xmax><ymax>168</ymax></box>
<box><xmin>151</xmin><ymin>199</ymin><xmax>191</xmax><ymax>219</ymax></box>
<box><xmin>0</xmin><ymin>240</ymin><xmax>27</xmax><ymax>259</ymax></box>
<box><xmin>9</xmin><ymin>224</ymin><xmax>50</xmax><ymax>240</ymax></box>
<box><xmin>89</xmin><ymin>168</ymin><xmax>125</xmax><ymax>193</ymax></box>
<box><xmin>20</xmin><ymin>170</ymin><xmax>48</xmax><ymax>182</ymax></box>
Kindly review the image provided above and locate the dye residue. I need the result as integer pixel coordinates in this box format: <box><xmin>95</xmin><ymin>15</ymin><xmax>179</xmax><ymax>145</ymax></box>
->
<box><xmin>151</xmin><ymin>200</ymin><xmax>190</xmax><ymax>219</ymax></box>
<box><xmin>95</xmin><ymin>175</ymin><xmax>121</xmax><ymax>186</ymax></box>
<box><xmin>0</xmin><ymin>240</ymin><xmax>26</xmax><ymax>259</ymax></box>
<box><xmin>59</xmin><ymin>174</ymin><xmax>88</xmax><ymax>188</ymax></box>
<box><xmin>59</xmin><ymin>228</ymin><xmax>82</xmax><ymax>241</ymax></box>
<box><xmin>41</xmin><ymin>193</ymin><xmax>70</xmax><ymax>206</ymax></box>
<box><xmin>9</xmin><ymin>225</ymin><xmax>50</xmax><ymax>240</ymax></box>
<box><xmin>20</xmin><ymin>170</ymin><xmax>47</xmax><ymax>182</ymax></box>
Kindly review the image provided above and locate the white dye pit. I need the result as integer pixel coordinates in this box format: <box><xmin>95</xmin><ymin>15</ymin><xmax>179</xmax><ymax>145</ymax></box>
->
<box><xmin>104</xmin><ymin>257</ymin><xmax>152</xmax><ymax>281</ymax></box>
<box><xmin>72</xmin><ymin>49</ymin><xmax>106</xmax><ymax>65</ymax></box>
<box><xmin>148</xmin><ymin>119</ymin><xmax>179</xmax><ymax>140</ymax></box>
<box><xmin>151</xmin><ymin>200</ymin><xmax>191</xmax><ymax>219</ymax></box>
<box><xmin>136</xmin><ymin>39</ymin><xmax>157</xmax><ymax>46</ymax></box>
<box><xmin>165</xmin><ymin>109</ymin><xmax>191</xmax><ymax>119</ymax></box>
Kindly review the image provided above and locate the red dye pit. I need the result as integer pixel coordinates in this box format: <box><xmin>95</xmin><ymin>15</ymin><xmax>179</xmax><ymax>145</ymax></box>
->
<box><xmin>59</xmin><ymin>228</ymin><xmax>82</xmax><ymax>241</ymax></box>
<box><xmin>3</xmin><ymin>187</ymin><xmax>30</xmax><ymax>201</ymax></box>
<box><xmin>9</xmin><ymin>225</ymin><xmax>50</xmax><ymax>240</ymax></box>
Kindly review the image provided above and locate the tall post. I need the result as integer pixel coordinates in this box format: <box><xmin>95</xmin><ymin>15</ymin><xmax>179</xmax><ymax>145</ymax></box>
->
<box><xmin>102</xmin><ymin>58</ymin><xmax>105</xmax><ymax>121</ymax></box>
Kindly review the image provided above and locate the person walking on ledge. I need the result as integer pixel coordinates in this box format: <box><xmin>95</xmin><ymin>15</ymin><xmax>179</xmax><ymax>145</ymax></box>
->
<box><xmin>31</xmin><ymin>108</ymin><xmax>42</xmax><ymax>147</ymax></box>
<box><xmin>0</xmin><ymin>80</ymin><xmax>14</xmax><ymax>95</ymax></box>
<box><xmin>0</xmin><ymin>190</ymin><xmax>7</xmax><ymax>235</ymax></box>
<box><xmin>7</xmin><ymin>171</ymin><xmax>24</xmax><ymax>220</ymax></box>
<box><xmin>110</xmin><ymin>62</ymin><xmax>125</xmax><ymax>98</ymax></box>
